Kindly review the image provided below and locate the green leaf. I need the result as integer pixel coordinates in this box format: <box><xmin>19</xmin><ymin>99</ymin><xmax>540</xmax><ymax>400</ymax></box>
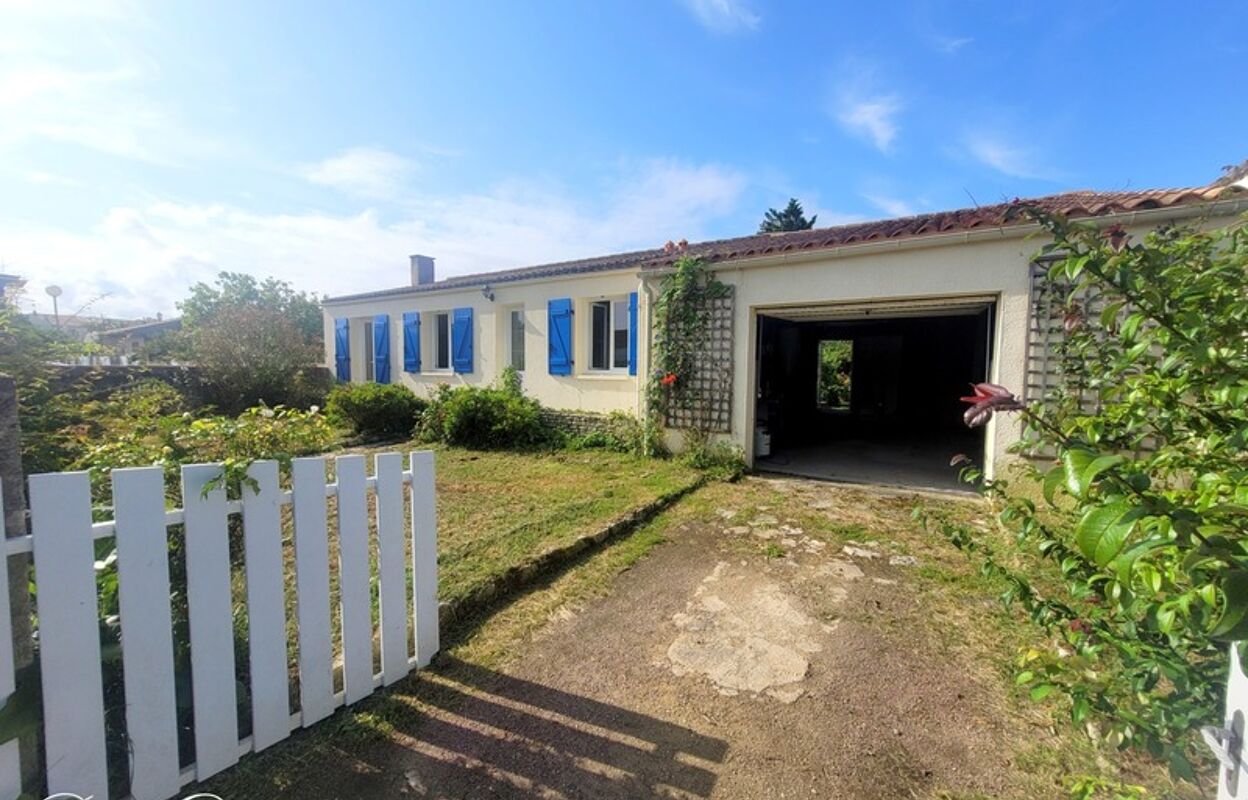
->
<box><xmin>1030</xmin><ymin>683</ymin><xmax>1055</xmax><ymax>702</ymax></box>
<box><xmin>1081</xmin><ymin>454</ymin><xmax>1126</xmax><ymax>493</ymax></box>
<box><xmin>1076</xmin><ymin>500</ymin><xmax>1138</xmax><ymax>566</ymax></box>
<box><xmin>1212</xmin><ymin>570</ymin><xmax>1248</xmax><ymax>641</ymax></box>
<box><xmin>1063</xmin><ymin>448</ymin><xmax>1097</xmax><ymax>497</ymax></box>
<box><xmin>1042</xmin><ymin>464</ymin><xmax>1065</xmax><ymax>506</ymax></box>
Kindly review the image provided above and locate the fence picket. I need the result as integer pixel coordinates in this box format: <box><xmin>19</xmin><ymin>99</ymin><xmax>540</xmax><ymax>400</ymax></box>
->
<box><xmin>0</xmin><ymin>490</ymin><xmax>18</xmax><ymax>800</ymax></box>
<box><xmin>112</xmin><ymin>467</ymin><xmax>180</xmax><ymax>799</ymax></box>
<box><xmin>335</xmin><ymin>456</ymin><xmax>372</xmax><ymax>703</ymax></box>
<box><xmin>410</xmin><ymin>451</ymin><xmax>440</xmax><ymax>667</ymax></box>
<box><xmin>7</xmin><ymin>451</ymin><xmax>437</xmax><ymax>799</ymax></box>
<box><xmin>375</xmin><ymin>453</ymin><xmax>408</xmax><ymax>684</ymax></box>
<box><xmin>181</xmin><ymin>464</ymin><xmax>239</xmax><ymax>780</ymax></box>
<box><xmin>241</xmin><ymin>461</ymin><xmax>291</xmax><ymax>751</ymax></box>
<box><xmin>291</xmin><ymin>458</ymin><xmax>334</xmax><ymax>724</ymax></box>
<box><xmin>29</xmin><ymin>472</ymin><xmax>109</xmax><ymax>799</ymax></box>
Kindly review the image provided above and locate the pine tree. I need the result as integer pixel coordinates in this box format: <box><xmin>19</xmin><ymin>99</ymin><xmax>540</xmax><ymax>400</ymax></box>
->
<box><xmin>758</xmin><ymin>198</ymin><xmax>817</xmax><ymax>233</ymax></box>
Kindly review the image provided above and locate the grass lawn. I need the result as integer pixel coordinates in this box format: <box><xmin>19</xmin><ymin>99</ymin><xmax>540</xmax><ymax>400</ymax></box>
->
<box><xmin>341</xmin><ymin>443</ymin><xmax>703</xmax><ymax>608</ymax></box>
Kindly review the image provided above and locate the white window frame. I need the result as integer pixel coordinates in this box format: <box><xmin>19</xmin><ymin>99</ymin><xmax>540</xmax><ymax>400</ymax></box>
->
<box><xmin>430</xmin><ymin>311</ymin><xmax>451</xmax><ymax>372</ymax></box>
<box><xmin>508</xmin><ymin>307</ymin><xmax>526</xmax><ymax>373</ymax></box>
<box><xmin>588</xmin><ymin>297</ymin><xmax>630</xmax><ymax>373</ymax></box>
<box><xmin>362</xmin><ymin>319</ymin><xmax>375</xmax><ymax>382</ymax></box>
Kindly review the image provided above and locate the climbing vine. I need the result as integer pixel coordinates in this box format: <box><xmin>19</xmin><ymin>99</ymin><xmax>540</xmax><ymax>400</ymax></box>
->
<box><xmin>646</xmin><ymin>253</ymin><xmax>738</xmax><ymax>469</ymax></box>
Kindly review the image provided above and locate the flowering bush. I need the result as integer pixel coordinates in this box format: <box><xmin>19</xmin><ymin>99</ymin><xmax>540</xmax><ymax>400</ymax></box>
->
<box><xmin>921</xmin><ymin>208</ymin><xmax>1248</xmax><ymax>784</ymax></box>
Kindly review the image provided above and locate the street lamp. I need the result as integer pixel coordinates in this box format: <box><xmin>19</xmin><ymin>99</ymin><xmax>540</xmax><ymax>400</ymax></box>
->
<box><xmin>45</xmin><ymin>285</ymin><xmax>62</xmax><ymax>328</ymax></box>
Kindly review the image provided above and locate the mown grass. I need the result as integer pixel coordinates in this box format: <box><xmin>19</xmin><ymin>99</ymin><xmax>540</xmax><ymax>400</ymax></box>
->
<box><xmin>341</xmin><ymin>442</ymin><xmax>702</xmax><ymax>607</ymax></box>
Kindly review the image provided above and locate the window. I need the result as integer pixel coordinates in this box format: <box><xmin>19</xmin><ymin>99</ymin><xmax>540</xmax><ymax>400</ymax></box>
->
<box><xmin>509</xmin><ymin>308</ymin><xmax>525</xmax><ymax>371</ymax></box>
<box><xmin>434</xmin><ymin>312</ymin><xmax>450</xmax><ymax>370</ymax></box>
<box><xmin>363</xmin><ymin>320</ymin><xmax>375</xmax><ymax>382</ymax></box>
<box><xmin>590</xmin><ymin>299</ymin><xmax>630</xmax><ymax>371</ymax></box>
<box><xmin>816</xmin><ymin>339</ymin><xmax>852</xmax><ymax>411</ymax></box>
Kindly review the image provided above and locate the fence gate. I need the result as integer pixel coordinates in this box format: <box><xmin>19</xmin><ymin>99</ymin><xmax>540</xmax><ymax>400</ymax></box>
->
<box><xmin>0</xmin><ymin>451</ymin><xmax>439</xmax><ymax>800</ymax></box>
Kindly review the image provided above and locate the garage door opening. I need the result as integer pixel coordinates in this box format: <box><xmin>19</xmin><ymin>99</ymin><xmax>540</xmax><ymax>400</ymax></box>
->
<box><xmin>753</xmin><ymin>300</ymin><xmax>994</xmax><ymax>492</ymax></box>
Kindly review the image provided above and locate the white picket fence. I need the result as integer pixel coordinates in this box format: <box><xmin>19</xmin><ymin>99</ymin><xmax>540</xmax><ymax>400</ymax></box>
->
<box><xmin>0</xmin><ymin>451</ymin><xmax>439</xmax><ymax>800</ymax></box>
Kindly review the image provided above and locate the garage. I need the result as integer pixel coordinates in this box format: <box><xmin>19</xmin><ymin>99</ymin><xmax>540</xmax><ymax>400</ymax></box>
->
<box><xmin>752</xmin><ymin>297</ymin><xmax>995</xmax><ymax>492</ymax></box>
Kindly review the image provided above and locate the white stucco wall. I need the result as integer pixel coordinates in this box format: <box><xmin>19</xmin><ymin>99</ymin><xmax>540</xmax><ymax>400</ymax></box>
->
<box><xmin>323</xmin><ymin>270</ymin><xmax>647</xmax><ymax>415</ymax></box>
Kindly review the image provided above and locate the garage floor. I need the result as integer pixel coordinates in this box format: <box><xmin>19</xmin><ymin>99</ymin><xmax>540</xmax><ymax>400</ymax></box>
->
<box><xmin>755</xmin><ymin>438</ymin><xmax>972</xmax><ymax>493</ymax></box>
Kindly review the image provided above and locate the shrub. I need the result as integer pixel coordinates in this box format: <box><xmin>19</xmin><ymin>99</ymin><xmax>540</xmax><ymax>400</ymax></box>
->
<box><xmin>419</xmin><ymin>377</ymin><xmax>554</xmax><ymax>450</ymax></box>
<box><xmin>680</xmin><ymin>428</ymin><xmax>745</xmax><ymax>479</ymax></box>
<box><xmin>72</xmin><ymin>402</ymin><xmax>336</xmax><ymax>503</ymax></box>
<box><xmin>326</xmin><ymin>382</ymin><xmax>426</xmax><ymax>441</ymax></box>
<box><xmin>919</xmin><ymin>210</ymin><xmax>1248</xmax><ymax>782</ymax></box>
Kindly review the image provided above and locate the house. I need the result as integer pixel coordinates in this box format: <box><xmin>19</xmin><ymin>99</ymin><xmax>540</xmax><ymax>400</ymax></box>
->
<box><xmin>89</xmin><ymin>315</ymin><xmax>183</xmax><ymax>363</ymax></box>
<box><xmin>322</xmin><ymin>182</ymin><xmax>1246</xmax><ymax>490</ymax></box>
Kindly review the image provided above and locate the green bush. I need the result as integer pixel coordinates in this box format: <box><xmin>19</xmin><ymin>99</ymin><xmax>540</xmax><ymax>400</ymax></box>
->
<box><xmin>419</xmin><ymin>377</ymin><xmax>554</xmax><ymax>450</ymax></box>
<box><xmin>681</xmin><ymin>427</ymin><xmax>745</xmax><ymax>479</ymax></box>
<box><xmin>325</xmin><ymin>382</ymin><xmax>427</xmax><ymax>441</ymax></box>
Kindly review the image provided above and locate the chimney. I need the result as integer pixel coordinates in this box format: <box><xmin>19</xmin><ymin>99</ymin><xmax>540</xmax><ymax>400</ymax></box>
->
<box><xmin>410</xmin><ymin>254</ymin><xmax>436</xmax><ymax>286</ymax></box>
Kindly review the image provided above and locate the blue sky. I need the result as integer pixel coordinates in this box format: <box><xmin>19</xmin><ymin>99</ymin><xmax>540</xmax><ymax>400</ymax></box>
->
<box><xmin>2</xmin><ymin>0</ymin><xmax>1245</xmax><ymax>318</ymax></box>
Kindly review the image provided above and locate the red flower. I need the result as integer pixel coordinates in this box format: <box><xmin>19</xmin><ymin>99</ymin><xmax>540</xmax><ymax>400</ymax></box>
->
<box><xmin>660</xmin><ymin>373</ymin><xmax>678</xmax><ymax>386</ymax></box>
<box><xmin>959</xmin><ymin>383</ymin><xmax>1024</xmax><ymax>428</ymax></box>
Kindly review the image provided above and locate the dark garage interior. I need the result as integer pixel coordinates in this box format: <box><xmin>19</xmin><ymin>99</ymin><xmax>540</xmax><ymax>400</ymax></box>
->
<box><xmin>753</xmin><ymin>303</ymin><xmax>993</xmax><ymax>491</ymax></box>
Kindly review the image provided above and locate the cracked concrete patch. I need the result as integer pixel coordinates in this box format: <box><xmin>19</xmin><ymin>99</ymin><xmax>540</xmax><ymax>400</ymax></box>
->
<box><xmin>667</xmin><ymin>561</ymin><xmax>825</xmax><ymax>703</ymax></box>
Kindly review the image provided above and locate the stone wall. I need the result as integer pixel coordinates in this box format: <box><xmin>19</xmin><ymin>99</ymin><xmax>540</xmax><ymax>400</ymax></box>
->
<box><xmin>540</xmin><ymin>408</ymin><xmax>616</xmax><ymax>437</ymax></box>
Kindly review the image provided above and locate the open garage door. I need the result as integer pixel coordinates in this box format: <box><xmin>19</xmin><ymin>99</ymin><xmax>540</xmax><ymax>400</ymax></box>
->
<box><xmin>753</xmin><ymin>297</ymin><xmax>995</xmax><ymax>492</ymax></box>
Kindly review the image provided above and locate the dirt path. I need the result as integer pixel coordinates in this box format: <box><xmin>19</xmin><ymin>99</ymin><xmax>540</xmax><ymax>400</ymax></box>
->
<box><xmin>322</xmin><ymin>478</ymin><xmax>1021</xmax><ymax>799</ymax></box>
<box><xmin>243</xmin><ymin>476</ymin><xmax>1180</xmax><ymax>799</ymax></box>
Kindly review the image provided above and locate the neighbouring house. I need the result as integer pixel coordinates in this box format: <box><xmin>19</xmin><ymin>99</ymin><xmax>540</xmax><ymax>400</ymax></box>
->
<box><xmin>322</xmin><ymin>181</ymin><xmax>1246</xmax><ymax>490</ymax></box>
<box><xmin>89</xmin><ymin>315</ymin><xmax>183</xmax><ymax>363</ymax></box>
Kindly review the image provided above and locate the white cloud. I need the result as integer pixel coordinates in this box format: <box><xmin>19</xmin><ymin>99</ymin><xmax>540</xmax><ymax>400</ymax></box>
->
<box><xmin>681</xmin><ymin>0</ymin><xmax>760</xmax><ymax>33</ymax></box>
<box><xmin>0</xmin><ymin>159</ymin><xmax>749</xmax><ymax>318</ymax></box>
<box><xmin>933</xmin><ymin>35</ymin><xmax>973</xmax><ymax>54</ymax></box>
<box><xmin>863</xmin><ymin>193</ymin><xmax>916</xmax><ymax>217</ymax></box>
<box><xmin>836</xmin><ymin>95</ymin><xmax>902</xmax><ymax>153</ymax></box>
<box><xmin>300</xmin><ymin>147</ymin><xmax>417</xmax><ymax>199</ymax></box>
<box><xmin>965</xmin><ymin>133</ymin><xmax>1055</xmax><ymax>180</ymax></box>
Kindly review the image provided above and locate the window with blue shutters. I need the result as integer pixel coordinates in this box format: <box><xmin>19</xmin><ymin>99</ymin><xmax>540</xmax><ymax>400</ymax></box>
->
<box><xmin>548</xmin><ymin>298</ymin><xmax>573</xmax><ymax>375</ymax></box>
<box><xmin>373</xmin><ymin>314</ymin><xmax>391</xmax><ymax>384</ymax></box>
<box><xmin>334</xmin><ymin>318</ymin><xmax>351</xmax><ymax>381</ymax></box>
<box><xmin>402</xmin><ymin>312</ymin><xmax>421</xmax><ymax>372</ymax></box>
<box><xmin>451</xmin><ymin>307</ymin><xmax>473</xmax><ymax>374</ymax></box>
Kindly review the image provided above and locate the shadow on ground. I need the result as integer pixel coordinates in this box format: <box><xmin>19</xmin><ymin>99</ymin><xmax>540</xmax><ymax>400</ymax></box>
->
<box><xmin>348</xmin><ymin>656</ymin><xmax>728</xmax><ymax>798</ymax></box>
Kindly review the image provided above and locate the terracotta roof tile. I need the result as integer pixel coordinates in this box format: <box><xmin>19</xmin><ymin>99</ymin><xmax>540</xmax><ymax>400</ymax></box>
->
<box><xmin>325</xmin><ymin>185</ymin><xmax>1241</xmax><ymax>303</ymax></box>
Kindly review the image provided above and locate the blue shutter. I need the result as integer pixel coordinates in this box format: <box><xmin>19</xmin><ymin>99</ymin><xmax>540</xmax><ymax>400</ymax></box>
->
<box><xmin>402</xmin><ymin>312</ymin><xmax>421</xmax><ymax>372</ymax></box>
<box><xmin>628</xmin><ymin>292</ymin><xmax>639</xmax><ymax>376</ymax></box>
<box><xmin>334</xmin><ymin>318</ymin><xmax>351</xmax><ymax>382</ymax></box>
<box><xmin>373</xmin><ymin>314</ymin><xmax>390</xmax><ymax>384</ymax></box>
<box><xmin>451</xmin><ymin>307</ymin><xmax>473</xmax><ymax>374</ymax></box>
<box><xmin>548</xmin><ymin>298</ymin><xmax>573</xmax><ymax>376</ymax></box>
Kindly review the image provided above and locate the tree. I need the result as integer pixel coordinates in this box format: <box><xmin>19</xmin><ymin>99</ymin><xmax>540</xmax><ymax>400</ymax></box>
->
<box><xmin>180</xmin><ymin>271</ymin><xmax>322</xmax><ymax>345</ymax></box>
<box><xmin>758</xmin><ymin>198</ymin><xmax>817</xmax><ymax>233</ymax></box>
<box><xmin>179</xmin><ymin>273</ymin><xmax>326</xmax><ymax>412</ymax></box>
<box><xmin>924</xmin><ymin>209</ymin><xmax>1248</xmax><ymax>785</ymax></box>
<box><xmin>0</xmin><ymin>291</ymin><xmax>86</xmax><ymax>471</ymax></box>
<box><xmin>190</xmin><ymin>303</ymin><xmax>325</xmax><ymax>413</ymax></box>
